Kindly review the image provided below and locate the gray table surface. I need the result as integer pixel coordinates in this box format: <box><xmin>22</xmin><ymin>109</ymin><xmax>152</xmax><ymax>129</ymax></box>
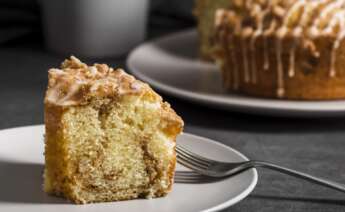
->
<box><xmin>1</xmin><ymin>28</ymin><xmax>345</xmax><ymax>212</ymax></box>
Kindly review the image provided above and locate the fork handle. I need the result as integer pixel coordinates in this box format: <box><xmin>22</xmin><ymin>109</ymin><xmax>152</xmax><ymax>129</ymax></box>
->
<box><xmin>251</xmin><ymin>161</ymin><xmax>345</xmax><ymax>193</ymax></box>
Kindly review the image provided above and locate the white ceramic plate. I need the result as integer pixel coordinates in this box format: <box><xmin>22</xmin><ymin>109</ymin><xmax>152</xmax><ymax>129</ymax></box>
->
<box><xmin>127</xmin><ymin>29</ymin><xmax>345</xmax><ymax>117</ymax></box>
<box><xmin>0</xmin><ymin>125</ymin><xmax>257</xmax><ymax>212</ymax></box>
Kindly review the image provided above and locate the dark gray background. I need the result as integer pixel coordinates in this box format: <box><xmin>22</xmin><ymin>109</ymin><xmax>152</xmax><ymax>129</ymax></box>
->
<box><xmin>1</xmin><ymin>1</ymin><xmax>345</xmax><ymax>211</ymax></box>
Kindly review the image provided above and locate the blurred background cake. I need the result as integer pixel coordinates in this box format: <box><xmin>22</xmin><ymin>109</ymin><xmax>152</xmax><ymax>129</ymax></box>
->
<box><xmin>44</xmin><ymin>57</ymin><xmax>183</xmax><ymax>204</ymax></box>
<box><xmin>194</xmin><ymin>0</ymin><xmax>231</xmax><ymax>60</ymax></box>
<box><xmin>195</xmin><ymin>0</ymin><xmax>345</xmax><ymax>99</ymax></box>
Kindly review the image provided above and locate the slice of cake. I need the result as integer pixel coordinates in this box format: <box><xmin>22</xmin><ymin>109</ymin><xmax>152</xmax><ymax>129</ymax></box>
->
<box><xmin>44</xmin><ymin>56</ymin><xmax>183</xmax><ymax>204</ymax></box>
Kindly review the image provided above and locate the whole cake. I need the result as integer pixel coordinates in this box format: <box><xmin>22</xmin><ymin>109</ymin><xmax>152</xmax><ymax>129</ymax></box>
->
<box><xmin>44</xmin><ymin>56</ymin><xmax>183</xmax><ymax>204</ymax></box>
<box><xmin>196</xmin><ymin>0</ymin><xmax>345</xmax><ymax>99</ymax></box>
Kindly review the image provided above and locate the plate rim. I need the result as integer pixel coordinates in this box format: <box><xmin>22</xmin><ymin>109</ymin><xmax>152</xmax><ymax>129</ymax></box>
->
<box><xmin>127</xmin><ymin>28</ymin><xmax>345</xmax><ymax>117</ymax></box>
<box><xmin>0</xmin><ymin>125</ymin><xmax>258</xmax><ymax>212</ymax></box>
<box><xmin>178</xmin><ymin>132</ymin><xmax>258</xmax><ymax>212</ymax></box>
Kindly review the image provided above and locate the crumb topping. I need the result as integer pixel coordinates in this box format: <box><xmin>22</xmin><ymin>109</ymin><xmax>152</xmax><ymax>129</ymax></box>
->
<box><xmin>45</xmin><ymin>56</ymin><xmax>146</xmax><ymax>106</ymax></box>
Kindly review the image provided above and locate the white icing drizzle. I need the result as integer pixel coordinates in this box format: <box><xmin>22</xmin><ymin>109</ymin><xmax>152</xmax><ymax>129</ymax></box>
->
<box><xmin>214</xmin><ymin>0</ymin><xmax>345</xmax><ymax>98</ymax></box>
<box><xmin>46</xmin><ymin>82</ymin><xmax>64</xmax><ymax>104</ymax></box>
<box><xmin>131</xmin><ymin>81</ymin><xmax>142</xmax><ymax>91</ymax></box>
<box><xmin>289</xmin><ymin>29</ymin><xmax>302</xmax><ymax>78</ymax></box>
<box><xmin>49</xmin><ymin>68</ymin><xmax>65</xmax><ymax>75</ymax></box>
<box><xmin>299</xmin><ymin>1</ymin><xmax>317</xmax><ymax>27</ymax></box>
<box><xmin>214</xmin><ymin>10</ymin><xmax>224</xmax><ymax>27</ymax></box>
<box><xmin>312</xmin><ymin>0</ymin><xmax>345</xmax><ymax>77</ymax></box>
<box><xmin>274</xmin><ymin>0</ymin><xmax>345</xmax><ymax>95</ymax></box>
<box><xmin>46</xmin><ymin>81</ymin><xmax>82</xmax><ymax>106</ymax></box>
<box><xmin>316</xmin><ymin>0</ymin><xmax>344</xmax><ymax>31</ymax></box>
<box><xmin>46</xmin><ymin>62</ymin><xmax>143</xmax><ymax>106</ymax></box>
<box><xmin>283</xmin><ymin>1</ymin><xmax>305</xmax><ymax>79</ymax></box>
<box><xmin>327</xmin><ymin>9</ymin><xmax>345</xmax><ymax>77</ymax></box>
<box><xmin>56</xmin><ymin>82</ymin><xmax>81</xmax><ymax>105</ymax></box>
<box><xmin>88</xmin><ymin>66</ymin><xmax>98</xmax><ymax>76</ymax></box>
<box><xmin>288</xmin><ymin>46</ymin><xmax>296</xmax><ymax>78</ymax></box>
<box><xmin>276</xmin><ymin>37</ymin><xmax>284</xmax><ymax>98</ymax></box>
<box><xmin>276</xmin><ymin>27</ymin><xmax>288</xmax><ymax>98</ymax></box>
<box><xmin>263</xmin><ymin>36</ymin><xmax>269</xmax><ymax>71</ymax></box>
<box><xmin>284</xmin><ymin>0</ymin><xmax>306</xmax><ymax>28</ymax></box>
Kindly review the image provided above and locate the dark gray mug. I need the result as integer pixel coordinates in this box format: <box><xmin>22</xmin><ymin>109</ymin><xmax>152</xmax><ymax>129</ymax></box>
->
<box><xmin>41</xmin><ymin>0</ymin><xmax>149</xmax><ymax>58</ymax></box>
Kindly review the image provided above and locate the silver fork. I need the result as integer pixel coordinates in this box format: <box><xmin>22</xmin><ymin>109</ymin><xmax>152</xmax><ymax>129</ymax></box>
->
<box><xmin>176</xmin><ymin>145</ymin><xmax>345</xmax><ymax>193</ymax></box>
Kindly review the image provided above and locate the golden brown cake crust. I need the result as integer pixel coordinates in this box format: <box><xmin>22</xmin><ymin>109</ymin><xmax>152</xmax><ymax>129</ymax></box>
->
<box><xmin>212</xmin><ymin>0</ymin><xmax>345</xmax><ymax>99</ymax></box>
